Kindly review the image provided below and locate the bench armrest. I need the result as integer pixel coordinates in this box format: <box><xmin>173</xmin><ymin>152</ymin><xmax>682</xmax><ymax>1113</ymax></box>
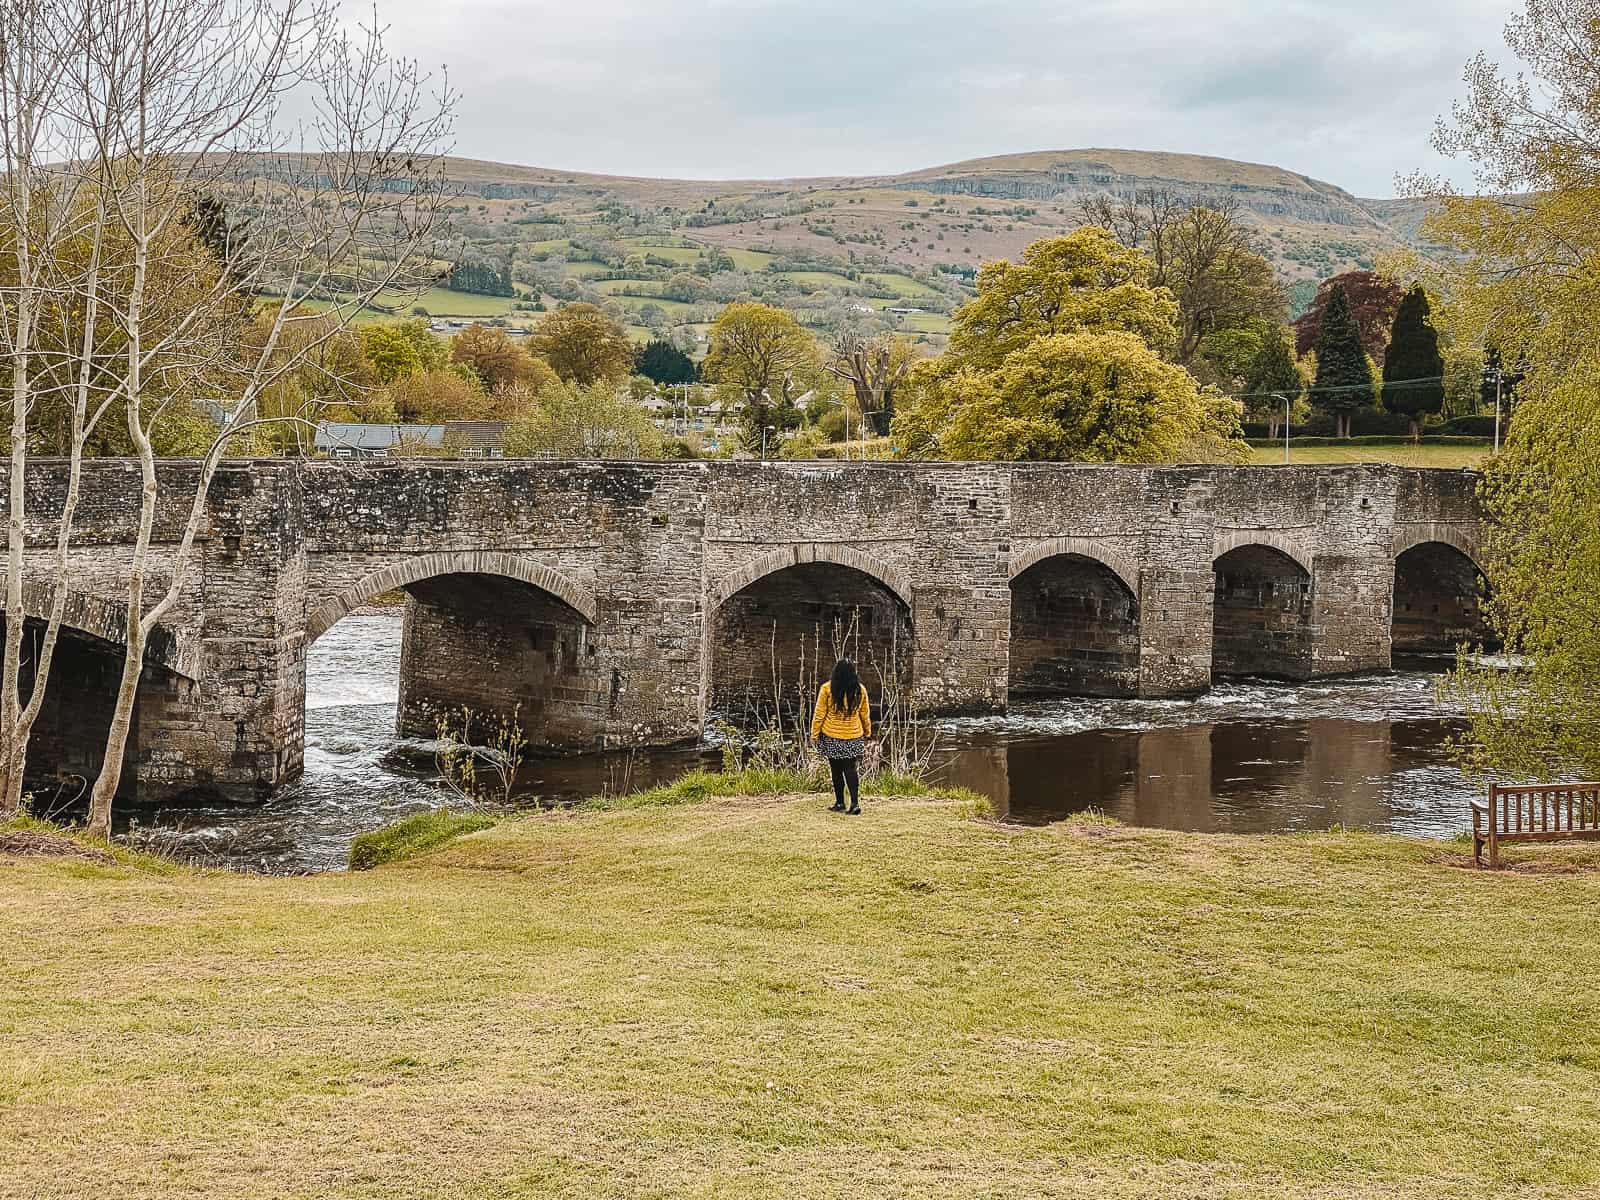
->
<box><xmin>1470</xmin><ymin>799</ymin><xmax>1489</xmax><ymax>814</ymax></box>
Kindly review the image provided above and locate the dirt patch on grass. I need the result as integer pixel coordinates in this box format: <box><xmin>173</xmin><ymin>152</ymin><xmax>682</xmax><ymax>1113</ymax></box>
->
<box><xmin>1432</xmin><ymin>850</ymin><xmax>1600</xmax><ymax>875</ymax></box>
<box><xmin>0</xmin><ymin>829</ymin><xmax>116</xmax><ymax>863</ymax></box>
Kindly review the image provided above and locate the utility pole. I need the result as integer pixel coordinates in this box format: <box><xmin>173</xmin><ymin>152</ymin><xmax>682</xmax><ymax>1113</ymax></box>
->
<box><xmin>1276</xmin><ymin>393</ymin><xmax>1291</xmax><ymax>465</ymax></box>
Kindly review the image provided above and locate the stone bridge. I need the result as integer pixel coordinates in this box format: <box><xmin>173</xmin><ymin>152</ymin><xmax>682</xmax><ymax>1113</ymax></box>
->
<box><xmin>0</xmin><ymin>459</ymin><xmax>1487</xmax><ymax>803</ymax></box>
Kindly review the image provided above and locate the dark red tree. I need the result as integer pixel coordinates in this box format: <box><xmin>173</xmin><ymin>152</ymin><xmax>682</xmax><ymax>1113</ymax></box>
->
<box><xmin>1293</xmin><ymin>270</ymin><xmax>1405</xmax><ymax>362</ymax></box>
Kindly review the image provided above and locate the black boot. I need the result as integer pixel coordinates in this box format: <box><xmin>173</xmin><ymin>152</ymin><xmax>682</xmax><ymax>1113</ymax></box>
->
<box><xmin>847</xmin><ymin>803</ymin><xmax>861</xmax><ymax>815</ymax></box>
<box><xmin>829</xmin><ymin>799</ymin><xmax>846</xmax><ymax>812</ymax></box>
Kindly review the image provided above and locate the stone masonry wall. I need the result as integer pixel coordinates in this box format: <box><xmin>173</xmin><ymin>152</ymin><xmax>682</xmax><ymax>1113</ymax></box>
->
<box><xmin>1</xmin><ymin>460</ymin><xmax>1487</xmax><ymax>802</ymax></box>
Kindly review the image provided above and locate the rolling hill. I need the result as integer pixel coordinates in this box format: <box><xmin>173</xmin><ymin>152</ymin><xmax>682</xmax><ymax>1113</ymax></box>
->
<box><xmin>287</xmin><ymin>149</ymin><xmax>1435</xmax><ymax>343</ymax></box>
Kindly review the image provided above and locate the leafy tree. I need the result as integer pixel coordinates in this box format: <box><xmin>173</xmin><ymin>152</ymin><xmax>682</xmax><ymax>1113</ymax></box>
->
<box><xmin>1381</xmin><ymin>285</ymin><xmax>1445</xmax><ymax>440</ymax></box>
<box><xmin>1196</xmin><ymin>325</ymin><xmax>1263</xmax><ymax>390</ymax></box>
<box><xmin>1309</xmin><ymin>284</ymin><xmax>1375</xmax><ymax>439</ymax></box>
<box><xmin>529</xmin><ymin>303</ymin><xmax>636</xmax><ymax>385</ymax></box>
<box><xmin>894</xmin><ymin>330</ymin><xmax>1243</xmax><ymax>463</ymax></box>
<box><xmin>948</xmin><ymin>228</ymin><xmax>1179</xmax><ymax>370</ymax></box>
<box><xmin>449</xmin><ymin>324</ymin><xmax>548</xmax><ymax>392</ymax></box>
<box><xmin>383</xmin><ymin>369</ymin><xmax>491</xmax><ymax>423</ymax></box>
<box><xmin>448</xmin><ymin>255</ymin><xmax>514</xmax><ymax>297</ymax></box>
<box><xmin>703</xmin><ymin>302</ymin><xmax>818</xmax><ymax>447</ymax></box>
<box><xmin>1423</xmin><ymin>0</ymin><xmax>1600</xmax><ymax>775</ymax></box>
<box><xmin>637</xmin><ymin>337</ymin><xmax>697</xmax><ymax>385</ymax></box>
<box><xmin>503</xmin><ymin>379</ymin><xmax>663</xmax><ymax>459</ymax></box>
<box><xmin>1242</xmin><ymin>326</ymin><xmax>1304</xmax><ymax>439</ymax></box>
<box><xmin>1292</xmin><ymin>270</ymin><xmax>1405</xmax><ymax>361</ymax></box>
<box><xmin>1479</xmin><ymin>347</ymin><xmax>1525</xmax><ymax>414</ymax></box>
<box><xmin>361</xmin><ymin>326</ymin><xmax>425</xmax><ymax>383</ymax></box>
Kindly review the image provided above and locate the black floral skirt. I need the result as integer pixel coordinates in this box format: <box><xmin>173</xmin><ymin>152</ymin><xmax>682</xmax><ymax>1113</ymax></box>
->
<box><xmin>817</xmin><ymin>734</ymin><xmax>865</xmax><ymax>761</ymax></box>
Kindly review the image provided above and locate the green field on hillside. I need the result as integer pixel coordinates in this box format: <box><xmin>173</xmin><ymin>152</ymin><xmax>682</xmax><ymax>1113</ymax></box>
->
<box><xmin>1247</xmin><ymin>441</ymin><xmax>1492</xmax><ymax>469</ymax></box>
<box><xmin>4</xmin><ymin>793</ymin><xmax>1597</xmax><ymax>1198</ymax></box>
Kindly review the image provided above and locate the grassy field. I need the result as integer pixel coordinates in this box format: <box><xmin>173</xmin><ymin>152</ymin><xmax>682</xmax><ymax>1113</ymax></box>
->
<box><xmin>4</xmin><ymin>792</ymin><xmax>1599</xmax><ymax>1198</ymax></box>
<box><xmin>1247</xmin><ymin>442</ymin><xmax>1492</xmax><ymax>469</ymax></box>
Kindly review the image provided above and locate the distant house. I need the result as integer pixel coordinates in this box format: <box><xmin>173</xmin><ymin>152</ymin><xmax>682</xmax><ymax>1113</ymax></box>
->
<box><xmin>313</xmin><ymin>421</ymin><xmax>508</xmax><ymax>460</ymax></box>
<box><xmin>885</xmin><ymin>306</ymin><xmax>925</xmax><ymax>315</ymax></box>
<box><xmin>315</xmin><ymin>423</ymin><xmax>444</xmax><ymax>459</ymax></box>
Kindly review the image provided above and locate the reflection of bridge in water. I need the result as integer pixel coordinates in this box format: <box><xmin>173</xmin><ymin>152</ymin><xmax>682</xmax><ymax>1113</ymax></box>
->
<box><xmin>0</xmin><ymin>460</ymin><xmax>1488</xmax><ymax>804</ymax></box>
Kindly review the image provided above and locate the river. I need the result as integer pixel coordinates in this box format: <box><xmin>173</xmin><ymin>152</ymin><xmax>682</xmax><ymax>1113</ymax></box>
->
<box><xmin>119</xmin><ymin>614</ymin><xmax>1479</xmax><ymax>873</ymax></box>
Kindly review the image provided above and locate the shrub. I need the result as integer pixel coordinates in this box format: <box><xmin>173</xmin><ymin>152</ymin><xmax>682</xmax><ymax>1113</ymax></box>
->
<box><xmin>347</xmin><ymin>809</ymin><xmax>495</xmax><ymax>871</ymax></box>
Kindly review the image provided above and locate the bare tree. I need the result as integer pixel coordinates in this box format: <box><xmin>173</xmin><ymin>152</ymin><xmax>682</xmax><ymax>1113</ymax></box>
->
<box><xmin>1079</xmin><ymin>187</ymin><xmax>1187</xmax><ymax>285</ymax></box>
<box><xmin>1083</xmin><ymin>190</ymin><xmax>1284</xmax><ymax>366</ymax></box>
<box><xmin>826</xmin><ymin>331</ymin><xmax>916</xmax><ymax>436</ymax></box>
<box><xmin>0</xmin><ymin>0</ymin><xmax>456</xmax><ymax>833</ymax></box>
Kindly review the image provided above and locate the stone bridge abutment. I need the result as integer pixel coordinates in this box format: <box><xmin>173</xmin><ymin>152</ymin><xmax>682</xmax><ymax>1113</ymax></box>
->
<box><xmin>1</xmin><ymin>459</ymin><xmax>1487</xmax><ymax>803</ymax></box>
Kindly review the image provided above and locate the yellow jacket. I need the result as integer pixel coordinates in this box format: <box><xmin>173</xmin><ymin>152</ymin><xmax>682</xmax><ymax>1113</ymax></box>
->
<box><xmin>811</xmin><ymin>682</ymin><xmax>872</xmax><ymax>741</ymax></box>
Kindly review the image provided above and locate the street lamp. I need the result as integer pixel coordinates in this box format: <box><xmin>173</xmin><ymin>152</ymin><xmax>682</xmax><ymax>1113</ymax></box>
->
<box><xmin>824</xmin><ymin>396</ymin><xmax>853</xmax><ymax>460</ymax></box>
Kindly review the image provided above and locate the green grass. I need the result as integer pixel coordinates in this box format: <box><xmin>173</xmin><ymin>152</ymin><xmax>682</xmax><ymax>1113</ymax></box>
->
<box><xmin>726</xmin><ymin>247</ymin><xmax>779</xmax><ymax>270</ymax></box>
<box><xmin>779</xmin><ymin>269</ymin><xmax>852</xmax><ymax>287</ymax></box>
<box><xmin>5</xmin><ymin>795</ymin><xmax>1599</xmax><ymax>1197</ymax></box>
<box><xmin>1247</xmin><ymin>441</ymin><xmax>1492</xmax><ymax>468</ymax></box>
<box><xmin>346</xmin><ymin>808</ymin><xmax>496</xmax><ymax>870</ymax></box>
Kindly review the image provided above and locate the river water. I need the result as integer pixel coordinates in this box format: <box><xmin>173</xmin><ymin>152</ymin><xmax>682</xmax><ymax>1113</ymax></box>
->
<box><xmin>122</xmin><ymin>614</ymin><xmax>1480</xmax><ymax>873</ymax></box>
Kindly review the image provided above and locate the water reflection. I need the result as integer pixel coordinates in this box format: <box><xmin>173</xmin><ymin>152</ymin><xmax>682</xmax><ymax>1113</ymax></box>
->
<box><xmin>930</xmin><ymin>668</ymin><xmax>1473</xmax><ymax>837</ymax></box>
<box><xmin>123</xmin><ymin>614</ymin><xmax>1479</xmax><ymax>873</ymax></box>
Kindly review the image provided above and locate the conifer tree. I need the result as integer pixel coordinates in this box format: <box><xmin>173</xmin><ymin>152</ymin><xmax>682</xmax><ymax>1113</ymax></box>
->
<box><xmin>1381</xmin><ymin>285</ymin><xmax>1445</xmax><ymax>441</ymax></box>
<box><xmin>1310</xmin><ymin>283</ymin><xmax>1375</xmax><ymax>439</ymax></box>
<box><xmin>1243</xmin><ymin>326</ymin><xmax>1302</xmax><ymax>438</ymax></box>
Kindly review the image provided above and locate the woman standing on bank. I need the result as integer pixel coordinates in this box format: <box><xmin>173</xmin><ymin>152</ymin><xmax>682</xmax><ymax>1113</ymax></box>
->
<box><xmin>811</xmin><ymin>659</ymin><xmax>871</xmax><ymax>815</ymax></box>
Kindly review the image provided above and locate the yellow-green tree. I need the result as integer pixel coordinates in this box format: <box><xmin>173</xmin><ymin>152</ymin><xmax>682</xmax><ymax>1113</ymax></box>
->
<box><xmin>895</xmin><ymin>331</ymin><xmax>1241</xmax><ymax>463</ymax></box>
<box><xmin>703</xmin><ymin>302</ymin><xmax>819</xmax><ymax>448</ymax></box>
<box><xmin>503</xmin><ymin>380</ymin><xmax>663</xmax><ymax>459</ymax></box>
<box><xmin>528</xmin><ymin>303</ymin><xmax>636</xmax><ymax>385</ymax></box>
<box><xmin>892</xmin><ymin>230</ymin><xmax>1244</xmax><ymax>463</ymax></box>
<box><xmin>948</xmin><ymin>228</ymin><xmax>1179</xmax><ymax>370</ymax></box>
<box><xmin>1424</xmin><ymin>0</ymin><xmax>1600</xmax><ymax>775</ymax></box>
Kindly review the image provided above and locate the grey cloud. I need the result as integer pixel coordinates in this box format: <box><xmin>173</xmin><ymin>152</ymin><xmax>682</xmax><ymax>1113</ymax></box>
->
<box><xmin>381</xmin><ymin>0</ymin><xmax>1516</xmax><ymax>194</ymax></box>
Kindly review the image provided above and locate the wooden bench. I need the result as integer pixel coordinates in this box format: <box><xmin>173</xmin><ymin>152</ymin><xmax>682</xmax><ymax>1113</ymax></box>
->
<box><xmin>1472</xmin><ymin>782</ymin><xmax>1600</xmax><ymax>868</ymax></box>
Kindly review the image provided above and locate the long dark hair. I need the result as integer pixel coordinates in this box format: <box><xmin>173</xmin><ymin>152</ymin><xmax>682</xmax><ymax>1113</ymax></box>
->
<box><xmin>829</xmin><ymin>659</ymin><xmax>862</xmax><ymax>716</ymax></box>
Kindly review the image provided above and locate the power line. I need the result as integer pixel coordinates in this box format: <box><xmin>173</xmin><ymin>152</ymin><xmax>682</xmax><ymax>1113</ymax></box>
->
<box><xmin>1223</xmin><ymin>374</ymin><xmax>1447</xmax><ymax>402</ymax></box>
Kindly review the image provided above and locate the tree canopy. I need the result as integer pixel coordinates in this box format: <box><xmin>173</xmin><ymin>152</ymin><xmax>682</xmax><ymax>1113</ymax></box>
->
<box><xmin>1309</xmin><ymin>284</ymin><xmax>1375</xmax><ymax>439</ymax></box>
<box><xmin>892</xmin><ymin>232</ymin><xmax>1245</xmax><ymax>464</ymax></box>
<box><xmin>529</xmin><ymin>303</ymin><xmax>636</xmax><ymax>386</ymax></box>
<box><xmin>947</xmin><ymin>228</ymin><xmax>1179</xmax><ymax>369</ymax></box>
<box><xmin>1426</xmin><ymin>0</ymin><xmax>1600</xmax><ymax>777</ymax></box>
<box><xmin>1292</xmin><ymin>270</ymin><xmax>1405</xmax><ymax>362</ymax></box>
<box><xmin>637</xmin><ymin>337</ymin><xmax>698</xmax><ymax>385</ymax></box>
<box><xmin>1381</xmin><ymin>285</ymin><xmax>1445</xmax><ymax>439</ymax></box>
<box><xmin>703</xmin><ymin>302</ymin><xmax>818</xmax><ymax>447</ymax></box>
<box><xmin>503</xmin><ymin>379</ymin><xmax>662</xmax><ymax>460</ymax></box>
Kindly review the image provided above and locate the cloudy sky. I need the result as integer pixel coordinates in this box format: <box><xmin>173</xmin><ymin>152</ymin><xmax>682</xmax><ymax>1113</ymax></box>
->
<box><xmin>379</xmin><ymin>0</ymin><xmax>1516</xmax><ymax>196</ymax></box>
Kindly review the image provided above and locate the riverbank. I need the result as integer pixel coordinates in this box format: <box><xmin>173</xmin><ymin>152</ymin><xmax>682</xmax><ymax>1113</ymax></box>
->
<box><xmin>4</xmin><ymin>795</ymin><xmax>1598</xmax><ymax>1198</ymax></box>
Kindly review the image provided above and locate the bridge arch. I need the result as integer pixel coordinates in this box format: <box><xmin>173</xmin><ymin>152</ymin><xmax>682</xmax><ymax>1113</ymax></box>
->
<box><xmin>1008</xmin><ymin>545</ymin><xmax>1141</xmax><ymax>698</ymax></box>
<box><xmin>1212</xmin><ymin>529</ymin><xmax>1314</xmax><ymax>577</ymax></box>
<box><xmin>0</xmin><ymin>582</ymin><xmax>198</xmax><ymax>800</ymax></box>
<box><xmin>1212</xmin><ymin>541</ymin><xmax>1315</xmax><ymax>681</ymax></box>
<box><xmin>1392</xmin><ymin>524</ymin><xmax>1485</xmax><ymax>576</ymax></box>
<box><xmin>305</xmin><ymin>551</ymin><xmax>598</xmax><ymax>644</ymax></box>
<box><xmin>706</xmin><ymin>544</ymin><xmax>913</xmax><ymax>614</ymax></box>
<box><xmin>0</xmin><ymin>581</ymin><xmax>196</xmax><ymax>679</ymax></box>
<box><xmin>705</xmin><ymin>544</ymin><xmax>914</xmax><ymax>720</ymax></box>
<box><xmin>1008</xmin><ymin>538</ymin><xmax>1140</xmax><ymax>597</ymax></box>
<box><xmin>1392</xmin><ymin>535</ymin><xmax>1494</xmax><ymax>654</ymax></box>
